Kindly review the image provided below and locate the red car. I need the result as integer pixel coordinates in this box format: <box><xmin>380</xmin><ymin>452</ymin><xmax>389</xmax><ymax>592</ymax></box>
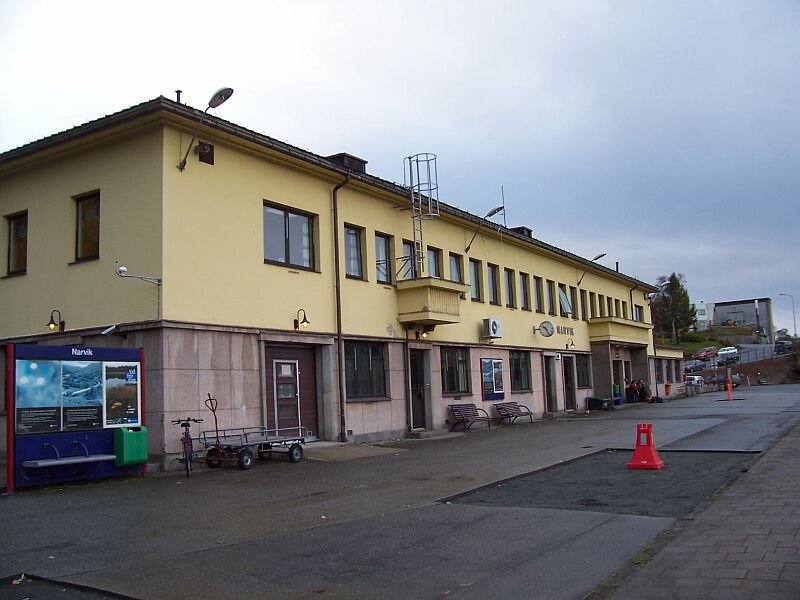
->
<box><xmin>692</xmin><ymin>346</ymin><xmax>718</xmax><ymax>361</ymax></box>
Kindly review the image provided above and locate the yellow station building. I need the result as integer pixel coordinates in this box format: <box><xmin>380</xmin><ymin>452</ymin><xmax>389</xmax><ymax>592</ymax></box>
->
<box><xmin>0</xmin><ymin>95</ymin><xmax>684</xmax><ymax>467</ymax></box>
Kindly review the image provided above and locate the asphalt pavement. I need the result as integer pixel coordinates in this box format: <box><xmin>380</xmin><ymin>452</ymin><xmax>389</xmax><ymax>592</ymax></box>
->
<box><xmin>2</xmin><ymin>384</ymin><xmax>799</xmax><ymax>600</ymax></box>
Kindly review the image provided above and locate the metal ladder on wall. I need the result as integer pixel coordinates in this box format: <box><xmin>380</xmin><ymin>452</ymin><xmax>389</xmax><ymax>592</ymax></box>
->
<box><xmin>404</xmin><ymin>153</ymin><xmax>440</xmax><ymax>278</ymax></box>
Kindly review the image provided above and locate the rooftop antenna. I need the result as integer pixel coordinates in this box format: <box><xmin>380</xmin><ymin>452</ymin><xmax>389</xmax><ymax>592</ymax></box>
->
<box><xmin>500</xmin><ymin>185</ymin><xmax>507</xmax><ymax>228</ymax></box>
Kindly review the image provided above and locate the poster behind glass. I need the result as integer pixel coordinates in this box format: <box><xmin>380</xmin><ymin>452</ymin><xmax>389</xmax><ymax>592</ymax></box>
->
<box><xmin>103</xmin><ymin>362</ymin><xmax>141</xmax><ymax>427</ymax></box>
<box><xmin>15</xmin><ymin>360</ymin><xmax>62</xmax><ymax>434</ymax></box>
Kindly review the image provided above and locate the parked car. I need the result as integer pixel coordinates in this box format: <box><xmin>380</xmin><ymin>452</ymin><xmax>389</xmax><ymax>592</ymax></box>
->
<box><xmin>692</xmin><ymin>346</ymin><xmax>718</xmax><ymax>361</ymax></box>
<box><xmin>685</xmin><ymin>375</ymin><xmax>704</xmax><ymax>387</ymax></box>
<box><xmin>683</xmin><ymin>359</ymin><xmax>705</xmax><ymax>373</ymax></box>
<box><xmin>716</xmin><ymin>346</ymin><xmax>739</xmax><ymax>365</ymax></box>
<box><xmin>775</xmin><ymin>340</ymin><xmax>794</xmax><ymax>355</ymax></box>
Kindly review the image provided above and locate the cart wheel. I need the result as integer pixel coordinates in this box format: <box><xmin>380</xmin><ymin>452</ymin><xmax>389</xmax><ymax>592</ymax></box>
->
<box><xmin>205</xmin><ymin>447</ymin><xmax>223</xmax><ymax>468</ymax></box>
<box><xmin>288</xmin><ymin>443</ymin><xmax>304</xmax><ymax>463</ymax></box>
<box><xmin>238</xmin><ymin>449</ymin><xmax>255</xmax><ymax>470</ymax></box>
<box><xmin>258</xmin><ymin>450</ymin><xmax>272</xmax><ymax>461</ymax></box>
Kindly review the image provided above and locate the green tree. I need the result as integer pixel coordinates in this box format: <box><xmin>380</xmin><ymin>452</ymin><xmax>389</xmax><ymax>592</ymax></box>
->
<box><xmin>651</xmin><ymin>273</ymin><xmax>696</xmax><ymax>344</ymax></box>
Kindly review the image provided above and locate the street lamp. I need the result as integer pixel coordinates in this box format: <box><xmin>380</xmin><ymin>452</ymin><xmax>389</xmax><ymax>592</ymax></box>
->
<box><xmin>778</xmin><ymin>293</ymin><xmax>797</xmax><ymax>337</ymax></box>
<box><xmin>577</xmin><ymin>253</ymin><xmax>607</xmax><ymax>286</ymax></box>
<box><xmin>177</xmin><ymin>87</ymin><xmax>234</xmax><ymax>171</ymax></box>
<box><xmin>465</xmin><ymin>205</ymin><xmax>505</xmax><ymax>253</ymax></box>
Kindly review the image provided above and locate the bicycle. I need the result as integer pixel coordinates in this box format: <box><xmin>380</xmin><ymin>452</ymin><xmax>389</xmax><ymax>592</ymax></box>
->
<box><xmin>171</xmin><ymin>416</ymin><xmax>203</xmax><ymax>477</ymax></box>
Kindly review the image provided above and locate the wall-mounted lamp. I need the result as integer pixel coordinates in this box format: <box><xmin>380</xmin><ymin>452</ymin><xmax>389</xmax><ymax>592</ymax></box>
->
<box><xmin>294</xmin><ymin>309</ymin><xmax>310</xmax><ymax>331</ymax></box>
<box><xmin>465</xmin><ymin>205</ymin><xmax>505</xmax><ymax>253</ymax></box>
<box><xmin>566</xmin><ymin>338</ymin><xmax>575</xmax><ymax>350</ymax></box>
<box><xmin>415</xmin><ymin>324</ymin><xmax>436</xmax><ymax>340</ymax></box>
<box><xmin>577</xmin><ymin>253</ymin><xmax>607</xmax><ymax>286</ymax></box>
<box><xmin>178</xmin><ymin>87</ymin><xmax>234</xmax><ymax>172</ymax></box>
<box><xmin>115</xmin><ymin>261</ymin><xmax>162</xmax><ymax>285</ymax></box>
<box><xmin>47</xmin><ymin>309</ymin><xmax>65</xmax><ymax>332</ymax></box>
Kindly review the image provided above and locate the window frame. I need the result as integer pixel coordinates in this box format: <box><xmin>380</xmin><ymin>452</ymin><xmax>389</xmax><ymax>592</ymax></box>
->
<box><xmin>580</xmin><ymin>289</ymin><xmax>588</xmax><ymax>321</ymax></box>
<box><xmin>375</xmin><ymin>232</ymin><xmax>393</xmax><ymax>284</ymax></box>
<box><xmin>519</xmin><ymin>272</ymin><xmax>531</xmax><ymax>311</ymax></box>
<box><xmin>441</xmin><ymin>347</ymin><xmax>471</xmax><ymax>395</ymax></box>
<box><xmin>558</xmin><ymin>283</ymin><xmax>573</xmax><ymax>317</ymax></box>
<box><xmin>510</xmin><ymin>350</ymin><xmax>532</xmax><ymax>392</ymax></box>
<box><xmin>6</xmin><ymin>211</ymin><xmax>28</xmax><ymax>275</ymax></box>
<box><xmin>263</xmin><ymin>201</ymin><xmax>316</xmax><ymax>270</ymax></box>
<box><xmin>344</xmin><ymin>224</ymin><xmax>365</xmax><ymax>280</ymax></box>
<box><xmin>487</xmin><ymin>264</ymin><xmax>501</xmax><ymax>305</ymax></box>
<box><xmin>547</xmin><ymin>279</ymin><xmax>557</xmax><ymax>316</ymax></box>
<box><xmin>534</xmin><ymin>276</ymin><xmax>544</xmax><ymax>313</ymax></box>
<box><xmin>589</xmin><ymin>292</ymin><xmax>597</xmax><ymax>318</ymax></box>
<box><xmin>570</xmin><ymin>286</ymin><xmax>579</xmax><ymax>320</ymax></box>
<box><xmin>504</xmin><ymin>268</ymin><xmax>516</xmax><ymax>308</ymax></box>
<box><xmin>576</xmin><ymin>354</ymin><xmax>592</xmax><ymax>388</ymax></box>
<box><xmin>399</xmin><ymin>239</ymin><xmax>416</xmax><ymax>280</ymax></box>
<box><xmin>427</xmin><ymin>246</ymin><xmax>442</xmax><ymax>278</ymax></box>
<box><xmin>75</xmin><ymin>191</ymin><xmax>100</xmax><ymax>262</ymax></box>
<box><xmin>449</xmin><ymin>252</ymin><xmax>464</xmax><ymax>284</ymax></box>
<box><xmin>344</xmin><ymin>341</ymin><xmax>387</xmax><ymax>399</ymax></box>
<box><xmin>469</xmin><ymin>259</ymin><xmax>483</xmax><ymax>302</ymax></box>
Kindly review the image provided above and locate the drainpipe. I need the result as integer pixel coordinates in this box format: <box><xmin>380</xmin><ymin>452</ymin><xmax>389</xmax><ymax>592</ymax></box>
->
<box><xmin>332</xmin><ymin>175</ymin><xmax>351</xmax><ymax>442</ymax></box>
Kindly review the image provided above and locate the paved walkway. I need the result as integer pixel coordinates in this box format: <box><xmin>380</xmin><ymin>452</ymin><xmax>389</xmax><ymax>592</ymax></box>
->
<box><xmin>604</xmin><ymin>421</ymin><xmax>800</xmax><ymax>599</ymax></box>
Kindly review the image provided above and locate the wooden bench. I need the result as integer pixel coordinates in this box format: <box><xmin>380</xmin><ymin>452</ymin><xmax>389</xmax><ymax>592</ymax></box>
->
<box><xmin>448</xmin><ymin>403</ymin><xmax>493</xmax><ymax>432</ymax></box>
<box><xmin>494</xmin><ymin>401</ymin><xmax>534</xmax><ymax>425</ymax></box>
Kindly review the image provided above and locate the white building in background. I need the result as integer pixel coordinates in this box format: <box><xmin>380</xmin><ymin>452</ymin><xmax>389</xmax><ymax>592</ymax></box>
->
<box><xmin>694</xmin><ymin>301</ymin><xmax>714</xmax><ymax>331</ymax></box>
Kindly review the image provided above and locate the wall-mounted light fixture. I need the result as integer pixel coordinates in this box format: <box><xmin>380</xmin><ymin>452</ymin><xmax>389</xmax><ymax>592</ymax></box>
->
<box><xmin>47</xmin><ymin>309</ymin><xmax>65</xmax><ymax>332</ymax></box>
<box><xmin>115</xmin><ymin>261</ymin><xmax>161</xmax><ymax>285</ymax></box>
<box><xmin>565</xmin><ymin>338</ymin><xmax>575</xmax><ymax>350</ymax></box>
<box><xmin>294</xmin><ymin>309</ymin><xmax>310</xmax><ymax>331</ymax></box>
<box><xmin>465</xmin><ymin>205</ymin><xmax>505</xmax><ymax>253</ymax></box>
<box><xmin>414</xmin><ymin>324</ymin><xmax>436</xmax><ymax>340</ymax></box>
<box><xmin>177</xmin><ymin>87</ymin><xmax>234</xmax><ymax>171</ymax></box>
<box><xmin>577</xmin><ymin>253</ymin><xmax>607</xmax><ymax>286</ymax></box>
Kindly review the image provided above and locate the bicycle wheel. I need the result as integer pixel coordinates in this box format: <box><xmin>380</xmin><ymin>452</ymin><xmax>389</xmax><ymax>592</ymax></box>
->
<box><xmin>183</xmin><ymin>437</ymin><xmax>192</xmax><ymax>477</ymax></box>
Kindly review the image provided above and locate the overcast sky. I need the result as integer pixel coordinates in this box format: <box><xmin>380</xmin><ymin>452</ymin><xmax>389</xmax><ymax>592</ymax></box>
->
<box><xmin>2</xmin><ymin>1</ymin><xmax>798</xmax><ymax>333</ymax></box>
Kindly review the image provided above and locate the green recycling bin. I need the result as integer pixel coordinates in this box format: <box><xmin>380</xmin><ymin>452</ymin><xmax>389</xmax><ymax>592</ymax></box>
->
<box><xmin>114</xmin><ymin>426</ymin><xmax>148</xmax><ymax>467</ymax></box>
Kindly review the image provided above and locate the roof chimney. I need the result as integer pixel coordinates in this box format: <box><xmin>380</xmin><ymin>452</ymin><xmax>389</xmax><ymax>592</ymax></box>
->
<box><xmin>510</xmin><ymin>225</ymin><xmax>533</xmax><ymax>238</ymax></box>
<box><xmin>326</xmin><ymin>153</ymin><xmax>367</xmax><ymax>174</ymax></box>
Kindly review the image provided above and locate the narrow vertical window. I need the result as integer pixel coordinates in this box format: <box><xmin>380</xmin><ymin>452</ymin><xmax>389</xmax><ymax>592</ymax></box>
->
<box><xmin>534</xmin><ymin>276</ymin><xmax>544</xmax><ymax>313</ymax></box>
<box><xmin>449</xmin><ymin>253</ymin><xmax>464</xmax><ymax>283</ymax></box>
<box><xmin>520</xmin><ymin>272</ymin><xmax>531</xmax><ymax>311</ymax></box>
<box><xmin>589</xmin><ymin>292</ymin><xmax>597</xmax><ymax>318</ymax></box>
<box><xmin>570</xmin><ymin>286</ymin><xmax>579</xmax><ymax>320</ymax></box>
<box><xmin>510</xmin><ymin>350</ymin><xmax>531</xmax><ymax>391</ymax></box>
<box><xmin>504</xmin><ymin>268</ymin><xmax>516</xmax><ymax>308</ymax></box>
<box><xmin>488</xmin><ymin>264</ymin><xmax>500</xmax><ymax>305</ymax></box>
<box><xmin>427</xmin><ymin>247</ymin><xmax>442</xmax><ymax>278</ymax></box>
<box><xmin>7</xmin><ymin>212</ymin><xmax>28</xmax><ymax>274</ymax></box>
<box><xmin>580</xmin><ymin>290</ymin><xmax>588</xmax><ymax>321</ymax></box>
<box><xmin>469</xmin><ymin>259</ymin><xmax>483</xmax><ymax>301</ymax></box>
<box><xmin>344</xmin><ymin>225</ymin><xmax>364</xmax><ymax>279</ymax></box>
<box><xmin>400</xmin><ymin>240</ymin><xmax>416</xmax><ymax>280</ymax></box>
<box><xmin>76</xmin><ymin>192</ymin><xmax>100</xmax><ymax>260</ymax></box>
<box><xmin>375</xmin><ymin>233</ymin><xmax>392</xmax><ymax>284</ymax></box>
<box><xmin>547</xmin><ymin>280</ymin><xmax>557</xmax><ymax>315</ymax></box>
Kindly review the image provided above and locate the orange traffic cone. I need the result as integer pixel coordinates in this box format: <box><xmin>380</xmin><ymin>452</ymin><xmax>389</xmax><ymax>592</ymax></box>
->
<box><xmin>627</xmin><ymin>423</ymin><xmax>664</xmax><ymax>470</ymax></box>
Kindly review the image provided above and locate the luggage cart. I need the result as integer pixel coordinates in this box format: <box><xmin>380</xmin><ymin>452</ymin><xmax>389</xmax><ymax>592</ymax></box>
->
<box><xmin>199</xmin><ymin>393</ymin><xmax>308</xmax><ymax>470</ymax></box>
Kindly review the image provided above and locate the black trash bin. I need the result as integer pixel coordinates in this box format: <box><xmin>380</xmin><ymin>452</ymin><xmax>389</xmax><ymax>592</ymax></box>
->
<box><xmin>586</xmin><ymin>397</ymin><xmax>610</xmax><ymax>411</ymax></box>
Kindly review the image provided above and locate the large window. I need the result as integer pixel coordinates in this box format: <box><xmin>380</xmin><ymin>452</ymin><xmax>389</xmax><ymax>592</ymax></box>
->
<box><xmin>488</xmin><ymin>264</ymin><xmax>500</xmax><ymax>305</ymax></box>
<box><xmin>520</xmin><ymin>272</ymin><xmax>531</xmax><ymax>311</ymax></box>
<box><xmin>441</xmin><ymin>347</ymin><xmax>470</xmax><ymax>394</ymax></box>
<box><xmin>375</xmin><ymin>233</ymin><xmax>392</xmax><ymax>284</ymax></box>
<box><xmin>344</xmin><ymin>225</ymin><xmax>364</xmax><ymax>279</ymax></box>
<box><xmin>504</xmin><ymin>268</ymin><xmax>516</xmax><ymax>308</ymax></box>
<box><xmin>449</xmin><ymin>253</ymin><xmax>464</xmax><ymax>283</ymax></box>
<box><xmin>510</xmin><ymin>350</ymin><xmax>531</xmax><ymax>391</ymax></box>
<box><xmin>576</xmin><ymin>355</ymin><xmax>592</xmax><ymax>388</ymax></box>
<box><xmin>427</xmin><ymin>247</ymin><xmax>442</xmax><ymax>278</ymax></box>
<box><xmin>75</xmin><ymin>192</ymin><xmax>100</xmax><ymax>260</ymax></box>
<box><xmin>6</xmin><ymin>212</ymin><xmax>27</xmax><ymax>274</ymax></box>
<box><xmin>263</xmin><ymin>202</ymin><xmax>314</xmax><ymax>269</ymax></box>
<box><xmin>469</xmin><ymin>259</ymin><xmax>483</xmax><ymax>301</ymax></box>
<box><xmin>345</xmin><ymin>342</ymin><xmax>386</xmax><ymax>398</ymax></box>
<box><xmin>399</xmin><ymin>240</ymin><xmax>416</xmax><ymax>280</ymax></box>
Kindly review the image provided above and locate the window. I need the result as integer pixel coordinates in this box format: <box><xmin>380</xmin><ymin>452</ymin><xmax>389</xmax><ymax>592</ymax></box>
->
<box><xmin>427</xmin><ymin>247</ymin><xmax>442</xmax><ymax>278</ymax></box>
<box><xmin>558</xmin><ymin>284</ymin><xmax>573</xmax><ymax>317</ymax></box>
<box><xmin>598</xmin><ymin>294</ymin><xmax>606</xmax><ymax>317</ymax></box>
<box><xmin>344</xmin><ymin>225</ymin><xmax>364</xmax><ymax>279</ymax></box>
<box><xmin>504</xmin><ymin>269</ymin><xmax>516</xmax><ymax>308</ymax></box>
<box><xmin>580</xmin><ymin>290</ymin><xmax>588</xmax><ymax>321</ymax></box>
<box><xmin>510</xmin><ymin>351</ymin><xmax>531</xmax><ymax>391</ymax></box>
<box><xmin>441</xmin><ymin>347</ymin><xmax>470</xmax><ymax>394</ymax></box>
<box><xmin>534</xmin><ymin>276</ymin><xmax>544</xmax><ymax>313</ymax></box>
<box><xmin>546</xmin><ymin>280</ymin><xmax>557</xmax><ymax>315</ymax></box>
<box><xmin>570</xmin><ymin>286</ymin><xmax>579</xmax><ymax>320</ymax></box>
<box><xmin>634</xmin><ymin>304</ymin><xmax>644</xmax><ymax>322</ymax></box>
<box><xmin>75</xmin><ymin>192</ymin><xmax>100</xmax><ymax>260</ymax></box>
<box><xmin>345</xmin><ymin>342</ymin><xmax>386</xmax><ymax>398</ymax></box>
<box><xmin>589</xmin><ymin>292</ymin><xmax>597</xmax><ymax>318</ymax></box>
<box><xmin>375</xmin><ymin>233</ymin><xmax>392</xmax><ymax>284</ymax></box>
<box><xmin>622</xmin><ymin>301</ymin><xmax>629</xmax><ymax>320</ymax></box>
<box><xmin>520</xmin><ymin>272</ymin><xmax>531</xmax><ymax>311</ymax></box>
<box><xmin>487</xmin><ymin>264</ymin><xmax>500</xmax><ymax>305</ymax></box>
<box><xmin>399</xmin><ymin>240</ymin><xmax>416</xmax><ymax>280</ymax></box>
<box><xmin>263</xmin><ymin>202</ymin><xmax>314</xmax><ymax>269</ymax></box>
<box><xmin>469</xmin><ymin>259</ymin><xmax>482</xmax><ymax>301</ymax></box>
<box><xmin>607</xmin><ymin>297</ymin><xmax>614</xmax><ymax>317</ymax></box>
<box><xmin>449</xmin><ymin>253</ymin><xmax>464</xmax><ymax>283</ymax></box>
<box><xmin>6</xmin><ymin>212</ymin><xmax>27</xmax><ymax>274</ymax></box>
<box><xmin>614</xmin><ymin>299</ymin><xmax>621</xmax><ymax>318</ymax></box>
<box><xmin>576</xmin><ymin>355</ymin><xmax>591</xmax><ymax>388</ymax></box>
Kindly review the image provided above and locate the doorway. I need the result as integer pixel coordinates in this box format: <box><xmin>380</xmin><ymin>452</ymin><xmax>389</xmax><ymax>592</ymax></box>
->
<box><xmin>264</xmin><ymin>345</ymin><xmax>318</xmax><ymax>439</ymax></box>
<box><xmin>563</xmin><ymin>356</ymin><xmax>576</xmax><ymax>411</ymax></box>
<box><xmin>409</xmin><ymin>349</ymin><xmax>428</xmax><ymax>430</ymax></box>
<box><xmin>544</xmin><ymin>355</ymin><xmax>558</xmax><ymax>413</ymax></box>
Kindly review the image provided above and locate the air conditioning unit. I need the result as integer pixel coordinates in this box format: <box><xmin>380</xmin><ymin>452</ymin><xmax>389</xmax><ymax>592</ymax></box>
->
<box><xmin>482</xmin><ymin>318</ymin><xmax>503</xmax><ymax>339</ymax></box>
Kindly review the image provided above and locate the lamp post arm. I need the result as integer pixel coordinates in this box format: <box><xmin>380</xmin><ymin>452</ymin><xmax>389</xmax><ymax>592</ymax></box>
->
<box><xmin>465</xmin><ymin>222</ymin><xmax>484</xmax><ymax>254</ymax></box>
<box><xmin>177</xmin><ymin>107</ymin><xmax>211</xmax><ymax>171</ymax></box>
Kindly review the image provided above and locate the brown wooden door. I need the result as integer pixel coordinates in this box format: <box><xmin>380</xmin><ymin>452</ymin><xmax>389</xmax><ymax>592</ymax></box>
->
<box><xmin>264</xmin><ymin>345</ymin><xmax>318</xmax><ymax>438</ymax></box>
